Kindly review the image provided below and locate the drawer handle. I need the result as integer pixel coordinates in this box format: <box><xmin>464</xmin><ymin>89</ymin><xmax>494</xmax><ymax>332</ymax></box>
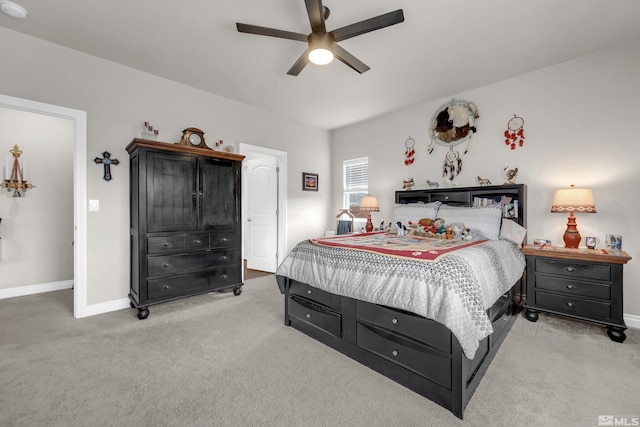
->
<box><xmin>221</xmin><ymin>274</ymin><xmax>228</xmax><ymax>279</ymax></box>
<box><xmin>391</xmin><ymin>318</ymin><xmax>398</xmax><ymax>324</ymax></box>
<box><xmin>564</xmin><ymin>266</ymin><xmax>577</xmax><ymax>273</ymax></box>
<box><xmin>306</xmin><ymin>313</ymin><xmax>311</xmax><ymax>319</ymax></box>
<box><xmin>307</xmin><ymin>289</ymin><xmax>312</xmax><ymax>294</ymax></box>
<box><xmin>193</xmin><ymin>239</ymin><xmax>202</xmax><ymax>244</ymax></box>
<box><xmin>392</xmin><ymin>350</ymin><xmax>399</xmax><ymax>357</ymax></box>
<box><xmin>566</xmin><ymin>284</ymin><xmax>576</xmax><ymax>290</ymax></box>
<box><xmin>163</xmin><ymin>263</ymin><xmax>171</xmax><ymax>268</ymax></box>
<box><xmin>566</xmin><ymin>302</ymin><xmax>575</xmax><ymax>308</ymax></box>
<box><xmin>220</xmin><ymin>256</ymin><xmax>228</xmax><ymax>261</ymax></box>
<box><xmin>221</xmin><ymin>238</ymin><xmax>228</xmax><ymax>243</ymax></box>
<box><xmin>163</xmin><ymin>242</ymin><xmax>171</xmax><ymax>247</ymax></box>
<box><xmin>163</xmin><ymin>285</ymin><xmax>171</xmax><ymax>289</ymax></box>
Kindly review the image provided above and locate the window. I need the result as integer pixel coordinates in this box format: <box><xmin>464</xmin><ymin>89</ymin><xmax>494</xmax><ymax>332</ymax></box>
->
<box><xmin>343</xmin><ymin>157</ymin><xmax>368</xmax><ymax>219</ymax></box>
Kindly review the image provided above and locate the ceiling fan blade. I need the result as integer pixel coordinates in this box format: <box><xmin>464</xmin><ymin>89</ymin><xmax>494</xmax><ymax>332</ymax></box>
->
<box><xmin>333</xmin><ymin>44</ymin><xmax>370</xmax><ymax>74</ymax></box>
<box><xmin>287</xmin><ymin>49</ymin><xmax>311</xmax><ymax>76</ymax></box>
<box><xmin>305</xmin><ymin>0</ymin><xmax>326</xmax><ymax>33</ymax></box>
<box><xmin>236</xmin><ymin>23</ymin><xmax>308</xmax><ymax>42</ymax></box>
<box><xmin>331</xmin><ymin>9</ymin><xmax>404</xmax><ymax>42</ymax></box>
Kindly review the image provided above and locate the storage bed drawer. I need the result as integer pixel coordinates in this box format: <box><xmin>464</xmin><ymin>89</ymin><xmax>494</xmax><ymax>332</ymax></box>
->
<box><xmin>288</xmin><ymin>295</ymin><xmax>341</xmax><ymax>338</ymax></box>
<box><xmin>357</xmin><ymin>300</ymin><xmax>451</xmax><ymax>353</ymax></box>
<box><xmin>289</xmin><ymin>281</ymin><xmax>342</xmax><ymax>311</ymax></box>
<box><xmin>356</xmin><ymin>322</ymin><xmax>451</xmax><ymax>389</ymax></box>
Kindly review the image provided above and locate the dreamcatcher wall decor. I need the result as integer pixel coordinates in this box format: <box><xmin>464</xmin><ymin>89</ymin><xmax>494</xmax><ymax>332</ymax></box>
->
<box><xmin>404</xmin><ymin>136</ymin><xmax>415</xmax><ymax>166</ymax></box>
<box><xmin>427</xmin><ymin>99</ymin><xmax>479</xmax><ymax>181</ymax></box>
<box><xmin>504</xmin><ymin>114</ymin><xmax>525</xmax><ymax>150</ymax></box>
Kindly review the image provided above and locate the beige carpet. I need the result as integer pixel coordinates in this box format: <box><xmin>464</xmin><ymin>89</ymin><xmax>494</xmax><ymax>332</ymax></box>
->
<box><xmin>1</xmin><ymin>275</ymin><xmax>638</xmax><ymax>427</ymax></box>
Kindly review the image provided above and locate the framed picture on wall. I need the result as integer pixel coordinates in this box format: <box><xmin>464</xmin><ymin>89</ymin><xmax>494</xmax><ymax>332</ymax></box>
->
<box><xmin>302</xmin><ymin>172</ymin><xmax>318</xmax><ymax>191</ymax></box>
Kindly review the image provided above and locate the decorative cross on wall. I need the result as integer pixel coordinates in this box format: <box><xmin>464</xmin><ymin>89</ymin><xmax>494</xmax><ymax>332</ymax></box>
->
<box><xmin>94</xmin><ymin>151</ymin><xmax>119</xmax><ymax>181</ymax></box>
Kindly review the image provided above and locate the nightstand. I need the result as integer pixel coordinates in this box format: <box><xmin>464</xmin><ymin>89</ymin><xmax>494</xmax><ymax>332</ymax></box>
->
<box><xmin>521</xmin><ymin>245</ymin><xmax>632</xmax><ymax>342</ymax></box>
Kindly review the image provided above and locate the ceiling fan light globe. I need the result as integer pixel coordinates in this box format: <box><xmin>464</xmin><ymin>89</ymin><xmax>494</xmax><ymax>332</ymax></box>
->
<box><xmin>309</xmin><ymin>48</ymin><xmax>334</xmax><ymax>65</ymax></box>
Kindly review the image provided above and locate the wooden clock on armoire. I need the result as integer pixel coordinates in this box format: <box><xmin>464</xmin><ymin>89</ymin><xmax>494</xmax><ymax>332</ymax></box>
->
<box><xmin>126</xmin><ymin>128</ymin><xmax>245</xmax><ymax>319</ymax></box>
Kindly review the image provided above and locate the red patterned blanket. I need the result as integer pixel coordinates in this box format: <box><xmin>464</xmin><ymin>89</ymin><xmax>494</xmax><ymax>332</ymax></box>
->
<box><xmin>310</xmin><ymin>231</ymin><xmax>487</xmax><ymax>262</ymax></box>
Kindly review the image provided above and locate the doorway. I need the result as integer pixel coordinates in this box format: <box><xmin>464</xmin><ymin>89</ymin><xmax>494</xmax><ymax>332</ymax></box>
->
<box><xmin>239</xmin><ymin>143</ymin><xmax>287</xmax><ymax>275</ymax></box>
<box><xmin>0</xmin><ymin>94</ymin><xmax>87</xmax><ymax>318</ymax></box>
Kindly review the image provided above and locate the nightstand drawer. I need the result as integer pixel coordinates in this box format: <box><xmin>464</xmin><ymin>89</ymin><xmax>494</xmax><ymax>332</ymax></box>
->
<box><xmin>535</xmin><ymin>258</ymin><xmax>610</xmax><ymax>281</ymax></box>
<box><xmin>534</xmin><ymin>276</ymin><xmax>610</xmax><ymax>300</ymax></box>
<box><xmin>534</xmin><ymin>291</ymin><xmax>611</xmax><ymax>320</ymax></box>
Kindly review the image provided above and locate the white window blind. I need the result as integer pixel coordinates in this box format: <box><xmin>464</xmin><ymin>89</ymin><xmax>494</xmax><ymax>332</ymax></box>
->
<box><xmin>344</xmin><ymin>157</ymin><xmax>368</xmax><ymax>191</ymax></box>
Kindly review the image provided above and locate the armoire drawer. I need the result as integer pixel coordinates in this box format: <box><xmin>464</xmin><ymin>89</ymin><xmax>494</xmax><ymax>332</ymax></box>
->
<box><xmin>534</xmin><ymin>258</ymin><xmax>610</xmax><ymax>281</ymax></box>
<box><xmin>288</xmin><ymin>295</ymin><xmax>341</xmax><ymax>338</ymax></box>
<box><xmin>147</xmin><ymin>235</ymin><xmax>186</xmax><ymax>254</ymax></box>
<box><xmin>356</xmin><ymin>300</ymin><xmax>451</xmax><ymax>353</ymax></box>
<box><xmin>356</xmin><ymin>322</ymin><xmax>451</xmax><ymax>389</ymax></box>
<box><xmin>210</xmin><ymin>232</ymin><xmax>238</xmax><ymax>248</ymax></box>
<box><xmin>146</xmin><ymin>267</ymin><xmax>240</xmax><ymax>300</ymax></box>
<box><xmin>147</xmin><ymin>249</ymin><xmax>239</xmax><ymax>278</ymax></box>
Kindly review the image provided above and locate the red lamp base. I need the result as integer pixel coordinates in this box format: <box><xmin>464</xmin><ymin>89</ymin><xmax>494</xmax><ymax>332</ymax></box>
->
<box><xmin>563</xmin><ymin>212</ymin><xmax>581</xmax><ymax>249</ymax></box>
<box><xmin>365</xmin><ymin>212</ymin><xmax>373</xmax><ymax>232</ymax></box>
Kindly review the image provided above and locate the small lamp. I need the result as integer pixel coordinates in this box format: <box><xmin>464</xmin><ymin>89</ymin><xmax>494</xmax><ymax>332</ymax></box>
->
<box><xmin>360</xmin><ymin>195</ymin><xmax>379</xmax><ymax>233</ymax></box>
<box><xmin>551</xmin><ymin>185</ymin><xmax>596</xmax><ymax>249</ymax></box>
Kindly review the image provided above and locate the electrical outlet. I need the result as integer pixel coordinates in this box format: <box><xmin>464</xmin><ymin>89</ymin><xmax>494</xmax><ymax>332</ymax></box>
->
<box><xmin>89</xmin><ymin>199</ymin><xmax>99</xmax><ymax>212</ymax></box>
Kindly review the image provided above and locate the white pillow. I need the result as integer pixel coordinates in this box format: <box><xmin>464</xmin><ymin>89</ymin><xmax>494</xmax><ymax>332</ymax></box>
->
<box><xmin>392</xmin><ymin>202</ymin><xmax>440</xmax><ymax>227</ymax></box>
<box><xmin>500</xmin><ymin>219</ymin><xmax>527</xmax><ymax>246</ymax></box>
<box><xmin>437</xmin><ymin>204</ymin><xmax>503</xmax><ymax>240</ymax></box>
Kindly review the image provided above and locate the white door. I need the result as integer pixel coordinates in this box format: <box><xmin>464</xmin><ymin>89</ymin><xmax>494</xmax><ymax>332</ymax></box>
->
<box><xmin>245</xmin><ymin>157</ymin><xmax>278</xmax><ymax>272</ymax></box>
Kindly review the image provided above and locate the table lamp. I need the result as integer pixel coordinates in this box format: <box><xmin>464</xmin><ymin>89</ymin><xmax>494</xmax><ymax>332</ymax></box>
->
<box><xmin>360</xmin><ymin>195</ymin><xmax>379</xmax><ymax>232</ymax></box>
<box><xmin>550</xmin><ymin>185</ymin><xmax>596</xmax><ymax>248</ymax></box>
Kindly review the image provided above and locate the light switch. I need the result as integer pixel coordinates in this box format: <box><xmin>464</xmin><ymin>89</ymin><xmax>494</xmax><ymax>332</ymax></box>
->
<box><xmin>89</xmin><ymin>199</ymin><xmax>99</xmax><ymax>211</ymax></box>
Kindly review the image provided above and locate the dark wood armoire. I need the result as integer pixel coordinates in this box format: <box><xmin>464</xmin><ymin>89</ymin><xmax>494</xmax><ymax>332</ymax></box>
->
<box><xmin>126</xmin><ymin>137</ymin><xmax>245</xmax><ymax>319</ymax></box>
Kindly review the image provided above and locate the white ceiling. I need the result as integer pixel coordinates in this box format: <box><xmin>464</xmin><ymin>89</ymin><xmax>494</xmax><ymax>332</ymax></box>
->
<box><xmin>2</xmin><ymin>0</ymin><xmax>640</xmax><ymax>130</ymax></box>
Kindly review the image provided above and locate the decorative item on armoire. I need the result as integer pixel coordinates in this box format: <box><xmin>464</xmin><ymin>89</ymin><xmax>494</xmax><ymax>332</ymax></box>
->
<box><xmin>427</xmin><ymin>99</ymin><xmax>479</xmax><ymax>182</ymax></box>
<box><xmin>141</xmin><ymin>121</ymin><xmax>159</xmax><ymax>140</ymax></box>
<box><xmin>2</xmin><ymin>144</ymin><xmax>36</xmax><ymax>197</ymax></box>
<box><xmin>404</xmin><ymin>136</ymin><xmax>415</xmax><ymax>165</ymax></box>
<box><xmin>504</xmin><ymin>114</ymin><xmax>525</xmax><ymax>150</ymax></box>
<box><xmin>94</xmin><ymin>151</ymin><xmax>120</xmax><ymax>182</ymax></box>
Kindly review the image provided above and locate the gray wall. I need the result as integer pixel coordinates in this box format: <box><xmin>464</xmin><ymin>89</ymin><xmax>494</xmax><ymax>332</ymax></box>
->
<box><xmin>0</xmin><ymin>26</ymin><xmax>332</xmax><ymax>305</ymax></box>
<box><xmin>332</xmin><ymin>39</ymin><xmax>640</xmax><ymax>319</ymax></box>
<box><xmin>0</xmin><ymin>108</ymin><xmax>74</xmax><ymax>287</ymax></box>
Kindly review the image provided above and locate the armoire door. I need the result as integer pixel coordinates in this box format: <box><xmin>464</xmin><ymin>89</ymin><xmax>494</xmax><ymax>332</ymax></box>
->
<box><xmin>199</xmin><ymin>158</ymin><xmax>237</xmax><ymax>230</ymax></box>
<box><xmin>147</xmin><ymin>151</ymin><xmax>198</xmax><ymax>232</ymax></box>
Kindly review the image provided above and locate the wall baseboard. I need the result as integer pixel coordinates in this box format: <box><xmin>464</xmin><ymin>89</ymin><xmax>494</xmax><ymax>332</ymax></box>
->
<box><xmin>625</xmin><ymin>314</ymin><xmax>640</xmax><ymax>330</ymax></box>
<box><xmin>0</xmin><ymin>280</ymin><xmax>73</xmax><ymax>299</ymax></box>
<box><xmin>84</xmin><ymin>298</ymin><xmax>130</xmax><ymax>317</ymax></box>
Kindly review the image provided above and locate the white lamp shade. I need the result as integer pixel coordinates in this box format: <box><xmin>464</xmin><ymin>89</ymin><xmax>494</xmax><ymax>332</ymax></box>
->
<box><xmin>551</xmin><ymin>185</ymin><xmax>596</xmax><ymax>213</ymax></box>
<box><xmin>360</xmin><ymin>195</ymin><xmax>379</xmax><ymax>212</ymax></box>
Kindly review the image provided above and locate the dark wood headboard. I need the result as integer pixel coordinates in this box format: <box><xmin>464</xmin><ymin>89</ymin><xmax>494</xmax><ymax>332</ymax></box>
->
<box><xmin>395</xmin><ymin>184</ymin><xmax>527</xmax><ymax>229</ymax></box>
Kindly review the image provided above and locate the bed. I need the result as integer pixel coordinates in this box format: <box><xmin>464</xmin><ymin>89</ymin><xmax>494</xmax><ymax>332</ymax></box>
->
<box><xmin>275</xmin><ymin>184</ymin><xmax>527</xmax><ymax>419</ymax></box>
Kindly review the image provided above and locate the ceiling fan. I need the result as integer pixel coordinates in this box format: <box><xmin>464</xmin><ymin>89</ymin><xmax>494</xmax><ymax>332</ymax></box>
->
<box><xmin>236</xmin><ymin>0</ymin><xmax>404</xmax><ymax>76</ymax></box>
